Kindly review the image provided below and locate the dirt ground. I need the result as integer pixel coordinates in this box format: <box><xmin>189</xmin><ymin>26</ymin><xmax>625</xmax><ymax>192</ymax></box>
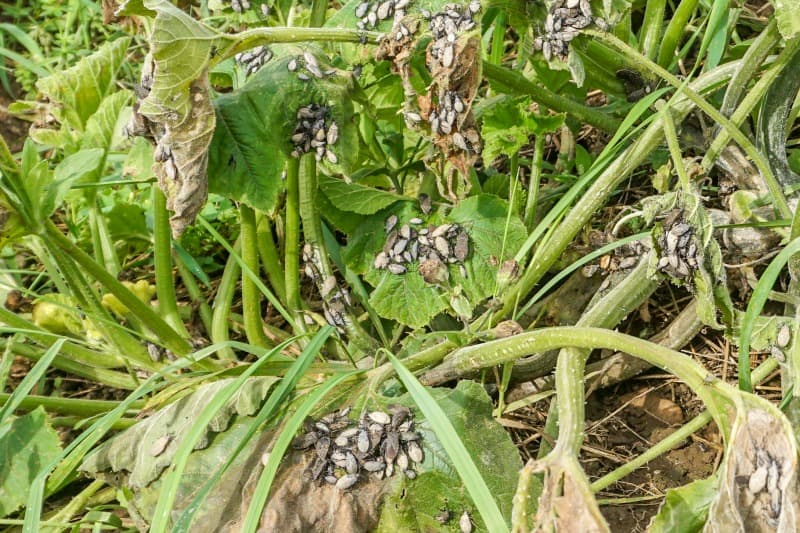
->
<box><xmin>0</xmin><ymin>86</ymin><xmax>29</xmax><ymax>152</ymax></box>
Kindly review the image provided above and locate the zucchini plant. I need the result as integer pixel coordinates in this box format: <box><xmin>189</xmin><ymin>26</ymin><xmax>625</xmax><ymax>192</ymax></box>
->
<box><xmin>2</xmin><ymin>0</ymin><xmax>800</xmax><ymax>530</ymax></box>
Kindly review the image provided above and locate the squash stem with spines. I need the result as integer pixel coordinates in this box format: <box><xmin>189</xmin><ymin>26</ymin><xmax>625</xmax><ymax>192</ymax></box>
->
<box><xmin>523</xmin><ymin>135</ymin><xmax>544</xmax><ymax>229</ymax></box>
<box><xmin>239</xmin><ymin>203</ymin><xmax>271</xmax><ymax>348</ymax></box>
<box><xmin>173</xmin><ymin>251</ymin><xmax>214</xmax><ymax>337</ymax></box>
<box><xmin>481</xmin><ymin>62</ymin><xmax>621</xmax><ymax>134</ymax></box>
<box><xmin>284</xmin><ymin>158</ymin><xmax>306</xmax><ymax>334</ymax></box>
<box><xmin>585</xmin><ymin>29</ymin><xmax>792</xmax><ymax>219</ymax></box>
<box><xmin>210</xmin><ymin>238</ymin><xmax>241</xmax><ymax>361</ymax></box>
<box><xmin>298</xmin><ymin>155</ymin><xmax>377</xmax><ymax>356</ymax></box>
<box><xmin>427</xmin><ymin>327</ymin><xmax>736</xmax><ymax>434</ymax></box>
<box><xmin>43</xmin><ymin>220</ymin><xmax>197</xmax><ymax>362</ymax></box>
<box><xmin>255</xmin><ymin>212</ymin><xmax>287</xmax><ymax>304</ymax></box>
<box><xmin>153</xmin><ymin>187</ymin><xmax>191</xmax><ymax>340</ymax></box>
<box><xmin>591</xmin><ymin>356</ymin><xmax>779</xmax><ymax>492</ymax></box>
<box><xmin>704</xmin><ymin>34</ymin><xmax>800</xmax><ymax>171</ymax></box>
<box><xmin>490</xmin><ymin>60</ymin><xmax>739</xmax><ymax>324</ymax></box>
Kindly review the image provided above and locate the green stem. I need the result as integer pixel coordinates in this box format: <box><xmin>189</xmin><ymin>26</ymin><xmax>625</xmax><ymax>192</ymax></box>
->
<box><xmin>284</xmin><ymin>158</ymin><xmax>305</xmax><ymax>332</ymax></box>
<box><xmin>426</xmin><ymin>326</ymin><xmax>734</xmax><ymax>432</ymax></box>
<box><xmin>299</xmin><ymin>155</ymin><xmax>377</xmax><ymax>355</ymax></box>
<box><xmin>639</xmin><ymin>0</ymin><xmax>666</xmax><ymax>61</ymax></box>
<box><xmin>88</xmin><ymin>205</ymin><xmax>121</xmax><ymax>277</ymax></box>
<box><xmin>239</xmin><ymin>203</ymin><xmax>270</xmax><ymax>347</ymax></box>
<box><xmin>590</xmin><ymin>357</ymin><xmax>779</xmax><ymax>492</ymax></box>
<box><xmin>46</xmin><ymin>479</ymin><xmax>107</xmax><ymax>531</ymax></box>
<box><xmin>365</xmin><ymin>338</ymin><xmax>458</xmax><ymax>388</ymax></box>
<box><xmin>586</xmin><ymin>29</ymin><xmax>792</xmax><ymax>219</ymax></box>
<box><xmin>493</xmin><ymin>60</ymin><xmax>739</xmax><ymax>322</ymax></box>
<box><xmin>42</xmin><ymin>236</ymin><xmax>155</xmax><ymax>369</ymax></box>
<box><xmin>0</xmin><ymin>337</ymin><xmax>137</xmax><ymax>390</ymax></box>
<box><xmin>44</xmin><ymin>220</ymin><xmax>195</xmax><ymax>360</ymax></box>
<box><xmin>489</xmin><ymin>12</ymin><xmax>507</xmax><ymax>65</ymax></box>
<box><xmin>152</xmin><ymin>187</ymin><xmax>191</xmax><ymax>339</ymax></box>
<box><xmin>660</xmin><ymin>102</ymin><xmax>693</xmax><ymax>191</ymax></box>
<box><xmin>542</xmin><ymin>260</ymin><xmax>658</xmax><ymax>454</ymax></box>
<box><xmin>210</xmin><ymin>238</ymin><xmax>241</xmax><ymax>361</ymax></box>
<box><xmin>524</xmin><ymin>135</ymin><xmax>544</xmax><ymax>229</ymax></box>
<box><xmin>255</xmin><ymin>212</ymin><xmax>287</xmax><ymax>304</ymax></box>
<box><xmin>704</xmin><ymin>26</ymin><xmax>795</xmax><ymax>170</ymax></box>
<box><xmin>228</xmin><ymin>27</ymin><xmax>382</xmax><ymax>59</ymax></box>
<box><xmin>309</xmin><ymin>0</ymin><xmax>327</xmax><ymax>27</ymax></box>
<box><xmin>656</xmin><ymin>0</ymin><xmax>699</xmax><ymax>68</ymax></box>
<box><xmin>49</xmin><ymin>416</ymin><xmax>136</xmax><ymax>430</ymax></box>
<box><xmin>0</xmin><ymin>392</ymin><xmax>143</xmax><ymax>417</ymax></box>
<box><xmin>718</xmin><ymin>18</ymin><xmax>780</xmax><ymax>118</ymax></box>
<box><xmin>481</xmin><ymin>62</ymin><xmax>621</xmax><ymax>134</ymax></box>
<box><xmin>173</xmin><ymin>253</ymin><xmax>213</xmax><ymax>336</ymax></box>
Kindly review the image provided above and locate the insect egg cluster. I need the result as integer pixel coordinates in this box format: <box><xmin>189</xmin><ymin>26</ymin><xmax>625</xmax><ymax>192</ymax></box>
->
<box><xmin>373</xmin><ymin>214</ymin><xmax>470</xmax><ymax>280</ymax></box>
<box><xmin>290</xmin><ymin>104</ymin><xmax>339</xmax><ymax>163</ymax></box>
<box><xmin>234</xmin><ymin>45</ymin><xmax>273</xmax><ymax>75</ymax></box>
<box><xmin>657</xmin><ymin>219</ymin><xmax>700</xmax><ymax>279</ymax></box>
<box><xmin>293</xmin><ymin>406</ymin><xmax>424</xmax><ymax>490</ymax></box>
<box><xmin>532</xmin><ymin>0</ymin><xmax>598</xmax><ymax>61</ymax></box>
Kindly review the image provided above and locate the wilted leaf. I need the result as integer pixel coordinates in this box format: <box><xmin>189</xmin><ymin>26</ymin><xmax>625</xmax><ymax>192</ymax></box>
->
<box><xmin>706</xmin><ymin>396</ymin><xmax>800</xmax><ymax>532</ymax></box>
<box><xmin>36</xmin><ymin>37</ymin><xmax>130</xmax><ymax>131</ymax></box>
<box><xmin>530</xmin><ymin>455</ymin><xmax>609</xmax><ymax>532</ymax></box>
<box><xmin>131</xmin><ymin>0</ymin><xmax>234</xmax><ymax>236</ymax></box>
<box><xmin>0</xmin><ymin>408</ymin><xmax>62</xmax><ymax>517</ymax></box>
<box><xmin>80</xmin><ymin>376</ymin><xmax>279</xmax><ymax>490</ymax></box>
<box><xmin>643</xmin><ymin>188</ymin><xmax>733</xmax><ymax>329</ymax></box>
<box><xmin>648</xmin><ymin>476</ymin><xmax>716</xmax><ymax>533</ymax></box>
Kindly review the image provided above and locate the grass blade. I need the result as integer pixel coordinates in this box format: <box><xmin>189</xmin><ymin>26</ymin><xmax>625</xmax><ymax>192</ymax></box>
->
<box><xmin>0</xmin><ymin>338</ymin><xmax>64</xmax><ymax>425</ymax></box>
<box><xmin>738</xmin><ymin>236</ymin><xmax>800</xmax><ymax>391</ymax></box>
<box><xmin>171</xmin><ymin>326</ymin><xmax>335</xmax><ymax>531</ymax></box>
<box><xmin>148</xmin><ymin>337</ymin><xmax>298</xmax><ymax>532</ymax></box>
<box><xmin>22</xmin><ymin>344</ymin><xmax>235</xmax><ymax>533</ymax></box>
<box><xmin>241</xmin><ymin>371</ymin><xmax>356</xmax><ymax>532</ymax></box>
<box><xmin>387</xmin><ymin>353</ymin><xmax>510</xmax><ymax>533</ymax></box>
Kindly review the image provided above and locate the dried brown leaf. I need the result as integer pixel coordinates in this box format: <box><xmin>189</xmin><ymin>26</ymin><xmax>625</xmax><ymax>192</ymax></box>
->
<box><xmin>705</xmin><ymin>406</ymin><xmax>800</xmax><ymax>533</ymax></box>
